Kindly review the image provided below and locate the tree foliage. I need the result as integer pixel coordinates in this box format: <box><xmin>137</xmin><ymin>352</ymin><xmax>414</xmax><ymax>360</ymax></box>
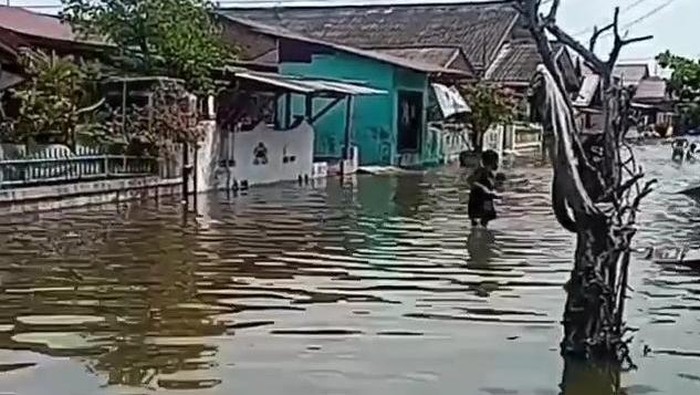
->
<box><xmin>5</xmin><ymin>49</ymin><xmax>105</xmax><ymax>150</ymax></box>
<box><xmin>657</xmin><ymin>51</ymin><xmax>700</xmax><ymax>102</ymax></box>
<box><xmin>657</xmin><ymin>51</ymin><xmax>700</xmax><ymax>129</ymax></box>
<box><xmin>60</xmin><ymin>0</ymin><xmax>233</xmax><ymax>94</ymax></box>
<box><xmin>112</xmin><ymin>81</ymin><xmax>203</xmax><ymax>158</ymax></box>
<box><xmin>460</xmin><ymin>82</ymin><xmax>516</xmax><ymax>152</ymax></box>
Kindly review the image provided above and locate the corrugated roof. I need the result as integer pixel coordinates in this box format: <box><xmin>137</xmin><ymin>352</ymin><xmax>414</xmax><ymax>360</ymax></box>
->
<box><xmin>220</xmin><ymin>15</ymin><xmax>471</xmax><ymax>77</ymax></box>
<box><xmin>633</xmin><ymin>76</ymin><xmax>669</xmax><ymax>103</ymax></box>
<box><xmin>613</xmin><ymin>63</ymin><xmax>649</xmax><ymax>87</ymax></box>
<box><xmin>483</xmin><ymin>41</ymin><xmax>563</xmax><ymax>84</ymax></box>
<box><xmin>219</xmin><ymin>1</ymin><xmax>520</xmax><ymax>69</ymax></box>
<box><xmin>233</xmin><ymin>70</ymin><xmax>386</xmax><ymax>96</ymax></box>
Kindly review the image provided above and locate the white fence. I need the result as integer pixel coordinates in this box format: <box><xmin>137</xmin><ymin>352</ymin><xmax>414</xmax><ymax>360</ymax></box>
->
<box><xmin>0</xmin><ymin>144</ymin><xmax>157</xmax><ymax>189</ymax></box>
<box><xmin>504</xmin><ymin>122</ymin><xmax>543</xmax><ymax>154</ymax></box>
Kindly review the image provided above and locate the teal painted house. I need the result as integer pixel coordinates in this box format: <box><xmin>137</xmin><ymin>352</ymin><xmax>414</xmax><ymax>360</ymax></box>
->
<box><xmin>216</xmin><ymin>15</ymin><xmax>471</xmax><ymax>167</ymax></box>
<box><xmin>276</xmin><ymin>37</ymin><xmax>469</xmax><ymax>167</ymax></box>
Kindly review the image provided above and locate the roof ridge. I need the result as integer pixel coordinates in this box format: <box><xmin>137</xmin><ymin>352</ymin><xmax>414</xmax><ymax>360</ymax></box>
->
<box><xmin>219</xmin><ymin>0</ymin><xmax>516</xmax><ymax>11</ymax></box>
<box><xmin>366</xmin><ymin>44</ymin><xmax>464</xmax><ymax>50</ymax></box>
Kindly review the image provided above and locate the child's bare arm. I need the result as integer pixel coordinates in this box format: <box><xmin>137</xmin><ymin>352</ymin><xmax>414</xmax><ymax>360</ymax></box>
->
<box><xmin>472</xmin><ymin>182</ymin><xmax>500</xmax><ymax>198</ymax></box>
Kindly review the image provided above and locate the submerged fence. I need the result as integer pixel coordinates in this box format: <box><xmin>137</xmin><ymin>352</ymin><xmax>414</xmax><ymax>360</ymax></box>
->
<box><xmin>0</xmin><ymin>145</ymin><xmax>158</xmax><ymax>189</ymax></box>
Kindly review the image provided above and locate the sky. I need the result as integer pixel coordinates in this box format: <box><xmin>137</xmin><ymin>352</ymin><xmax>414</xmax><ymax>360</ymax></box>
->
<box><xmin>9</xmin><ymin>0</ymin><xmax>696</xmax><ymax>74</ymax></box>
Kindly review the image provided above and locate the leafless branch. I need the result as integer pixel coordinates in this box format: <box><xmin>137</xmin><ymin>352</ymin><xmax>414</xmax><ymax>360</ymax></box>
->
<box><xmin>543</xmin><ymin>0</ymin><xmax>560</xmax><ymax>24</ymax></box>
<box><xmin>589</xmin><ymin>22</ymin><xmax>615</xmax><ymax>52</ymax></box>
<box><xmin>606</xmin><ymin>7</ymin><xmax>654</xmax><ymax>69</ymax></box>
<box><xmin>545</xmin><ymin>23</ymin><xmax>607</xmax><ymax>74</ymax></box>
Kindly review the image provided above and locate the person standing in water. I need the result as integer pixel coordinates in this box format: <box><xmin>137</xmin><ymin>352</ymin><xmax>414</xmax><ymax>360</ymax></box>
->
<box><xmin>467</xmin><ymin>150</ymin><xmax>501</xmax><ymax>228</ymax></box>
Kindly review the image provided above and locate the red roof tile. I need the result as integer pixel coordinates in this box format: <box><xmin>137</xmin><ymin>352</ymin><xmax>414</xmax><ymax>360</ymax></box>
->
<box><xmin>0</xmin><ymin>5</ymin><xmax>103</xmax><ymax>45</ymax></box>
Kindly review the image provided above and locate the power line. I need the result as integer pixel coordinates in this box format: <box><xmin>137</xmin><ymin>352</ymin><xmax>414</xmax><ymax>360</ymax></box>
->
<box><xmin>572</xmin><ymin>0</ymin><xmax>673</xmax><ymax>37</ymax></box>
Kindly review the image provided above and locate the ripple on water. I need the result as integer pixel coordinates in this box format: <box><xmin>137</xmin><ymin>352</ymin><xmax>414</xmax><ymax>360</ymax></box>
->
<box><xmin>0</xmin><ymin>145</ymin><xmax>698</xmax><ymax>393</ymax></box>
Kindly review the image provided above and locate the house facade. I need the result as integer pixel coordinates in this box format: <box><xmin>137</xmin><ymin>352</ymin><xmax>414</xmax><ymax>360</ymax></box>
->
<box><xmin>218</xmin><ymin>16</ymin><xmax>471</xmax><ymax>168</ymax></box>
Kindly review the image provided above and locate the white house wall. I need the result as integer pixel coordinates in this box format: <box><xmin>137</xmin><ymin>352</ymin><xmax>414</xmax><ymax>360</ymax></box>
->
<box><xmin>214</xmin><ymin>121</ymin><xmax>315</xmax><ymax>189</ymax></box>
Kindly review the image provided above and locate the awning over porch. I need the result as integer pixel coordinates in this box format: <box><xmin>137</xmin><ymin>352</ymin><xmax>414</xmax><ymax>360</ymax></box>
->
<box><xmin>232</xmin><ymin>70</ymin><xmax>386</xmax><ymax>97</ymax></box>
<box><xmin>631</xmin><ymin>102</ymin><xmax>658</xmax><ymax>110</ymax></box>
<box><xmin>431</xmin><ymin>83</ymin><xmax>470</xmax><ymax>118</ymax></box>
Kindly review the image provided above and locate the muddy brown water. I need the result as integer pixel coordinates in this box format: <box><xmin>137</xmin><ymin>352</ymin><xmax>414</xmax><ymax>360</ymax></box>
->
<box><xmin>1</xmin><ymin>143</ymin><xmax>700</xmax><ymax>394</ymax></box>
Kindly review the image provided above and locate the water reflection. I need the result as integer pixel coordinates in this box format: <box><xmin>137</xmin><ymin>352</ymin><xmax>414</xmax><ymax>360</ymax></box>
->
<box><xmin>560</xmin><ymin>361</ymin><xmax>621</xmax><ymax>395</ymax></box>
<box><xmin>0</xmin><ymin>144</ymin><xmax>700</xmax><ymax>394</ymax></box>
<box><xmin>467</xmin><ymin>228</ymin><xmax>497</xmax><ymax>267</ymax></box>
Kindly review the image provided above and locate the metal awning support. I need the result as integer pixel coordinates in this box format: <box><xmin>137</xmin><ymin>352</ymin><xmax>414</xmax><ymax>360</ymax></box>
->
<box><xmin>309</xmin><ymin>97</ymin><xmax>343</xmax><ymax>125</ymax></box>
<box><xmin>284</xmin><ymin>92</ymin><xmax>292</xmax><ymax>128</ymax></box>
<box><xmin>344</xmin><ymin>95</ymin><xmax>353</xmax><ymax>162</ymax></box>
<box><xmin>225</xmin><ymin>69</ymin><xmax>386</xmax><ymax>131</ymax></box>
<box><xmin>305</xmin><ymin>93</ymin><xmax>314</xmax><ymax>120</ymax></box>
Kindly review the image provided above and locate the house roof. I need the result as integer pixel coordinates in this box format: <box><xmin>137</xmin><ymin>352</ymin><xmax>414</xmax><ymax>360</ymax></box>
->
<box><xmin>483</xmin><ymin>41</ymin><xmax>564</xmax><ymax>84</ymax></box>
<box><xmin>633</xmin><ymin>76</ymin><xmax>669</xmax><ymax>103</ymax></box>
<box><xmin>613</xmin><ymin>63</ymin><xmax>649</xmax><ymax>87</ymax></box>
<box><xmin>251</xmin><ymin>45</ymin><xmax>476</xmax><ymax>75</ymax></box>
<box><xmin>372</xmin><ymin>46</ymin><xmax>475</xmax><ymax>74</ymax></box>
<box><xmin>219</xmin><ymin>1</ymin><xmax>520</xmax><ymax>70</ymax></box>
<box><xmin>0</xmin><ymin>6</ymin><xmax>105</xmax><ymax>47</ymax></box>
<box><xmin>253</xmin><ymin>48</ymin><xmax>278</xmax><ymax>64</ymax></box>
<box><xmin>0</xmin><ymin>37</ymin><xmax>17</xmax><ymax>61</ymax></box>
<box><xmin>231</xmin><ymin>69</ymin><xmax>387</xmax><ymax>96</ymax></box>
<box><xmin>219</xmin><ymin>15</ymin><xmax>471</xmax><ymax>77</ymax></box>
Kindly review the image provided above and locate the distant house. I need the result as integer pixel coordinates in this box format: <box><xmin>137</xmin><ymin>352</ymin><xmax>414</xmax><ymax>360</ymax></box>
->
<box><xmin>218</xmin><ymin>1</ymin><xmax>526</xmax><ymax>75</ymax></box>
<box><xmin>217</xmin><ymin>16</ymin><xmax>472</xmax><ymax>168</ymax></box>
<box><xmin>632</xmin><ymin>76</ymin><xmax>675</xmax><ymax>132</ymax></box>
<box><xmin>484</xmin><ymin>41</ymin><xmax>579</xmax><ymax>94</ymax></box>
<box><xmin>484</xmin><ymin>40</ymin><xmax>579</xmax><ymax>122</ymax></box>
<box><xmin>613</xmin><ymin>63</ymin><xmax>649</xmax><ymax>88</ymax></box>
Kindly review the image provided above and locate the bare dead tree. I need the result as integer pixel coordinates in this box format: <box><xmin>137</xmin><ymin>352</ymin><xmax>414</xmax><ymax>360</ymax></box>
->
<box><xmin>513</xmin><ymin>0</ymin><xmax>657</xmax><ymax>367</ymax></box>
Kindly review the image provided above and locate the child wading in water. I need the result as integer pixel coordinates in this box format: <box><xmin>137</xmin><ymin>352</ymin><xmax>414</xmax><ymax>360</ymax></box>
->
<box><xmin>467</xmin><ymin>150</ymin><xmax>501</xmax><ymax>228</ymax></box>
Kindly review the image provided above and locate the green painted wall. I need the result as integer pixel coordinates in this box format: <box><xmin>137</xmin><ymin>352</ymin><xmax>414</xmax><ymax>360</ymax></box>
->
<box><xmin>279</xmin><ymin>51</ymin><xmax>439</xmax><ymax>167</ymax></box>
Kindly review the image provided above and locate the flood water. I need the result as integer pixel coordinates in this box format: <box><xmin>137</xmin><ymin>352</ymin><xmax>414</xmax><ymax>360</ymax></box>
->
<box><xmin>1</xmin><ymin>143</ymin><xmax>700</xmax><ymax>394</ymax></box>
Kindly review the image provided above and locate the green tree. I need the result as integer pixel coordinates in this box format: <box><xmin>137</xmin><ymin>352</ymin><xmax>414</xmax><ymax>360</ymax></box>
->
<box><xmin>60</xmin><ymin>0</ymin><xmax>233</xmax><ymax>94</ymax></box>
<box><xmin>7</xmin><ymin>49</ymin><xmax>105</xmax><ymax>150</ymax></box>
<box><xmin>656</xmin><ymin>51</ymin><xmax>700</xmax><ymax>130</ymax></box>
<box><xmin>460</xmin><ymin>82</ymin><xmax>516</xmax><ymax>152</ymax></box>
<box><xmin>105</xmin><ymin>80</ymin><xmax>202</xmax><ymax>163</ymax></box>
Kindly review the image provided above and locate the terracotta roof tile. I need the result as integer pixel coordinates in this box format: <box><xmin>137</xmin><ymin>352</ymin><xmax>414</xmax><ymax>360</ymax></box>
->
<box><xmin>0</xmin><ymin>5</ymin><xmax>103</xmax><ymax>45</ymax></box>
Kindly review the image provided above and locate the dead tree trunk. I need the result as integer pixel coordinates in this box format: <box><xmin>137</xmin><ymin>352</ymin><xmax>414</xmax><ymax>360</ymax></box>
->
<box><xmin>516</xmin><ymin>0</ymin><xmax>657</xmax><ymax>367</ymax></box>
